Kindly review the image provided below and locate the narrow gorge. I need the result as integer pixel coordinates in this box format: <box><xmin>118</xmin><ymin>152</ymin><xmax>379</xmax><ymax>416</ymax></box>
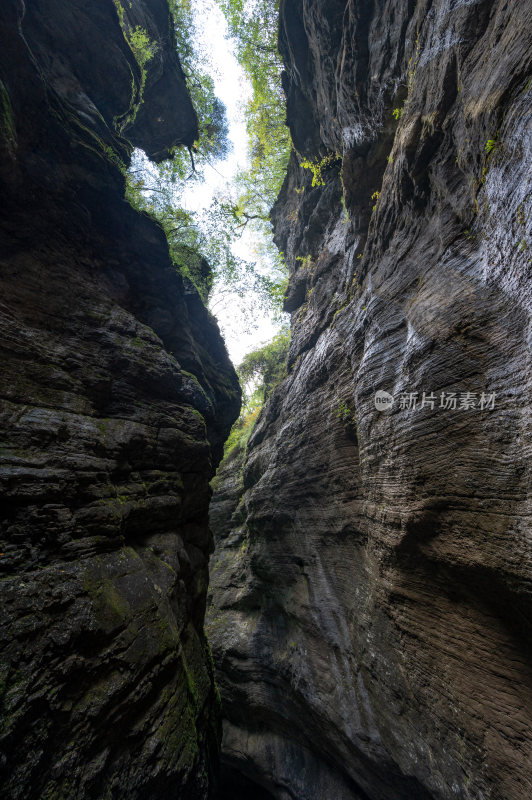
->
<box><xmin>0</xmin><ymin>1</ymin><xmax>240</xmax><ymax>796</ymax></box>
<box><xmin>1</xmin><ymin>1</ymin><xmax>531</xmax><ymax>799</ymax></box>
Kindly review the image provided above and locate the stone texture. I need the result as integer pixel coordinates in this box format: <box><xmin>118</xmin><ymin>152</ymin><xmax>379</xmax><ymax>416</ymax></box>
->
<box><xmin>208</xmin><ymin>1</ymin><xmax>532</xmax><ymax>799</ymax></box>
<box><xmin>0</xmin><ymin>1</ymin><xmax>239</xmax><ymax>798</ymax></box>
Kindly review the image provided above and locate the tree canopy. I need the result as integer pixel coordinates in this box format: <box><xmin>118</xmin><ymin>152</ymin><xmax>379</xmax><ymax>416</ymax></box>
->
<box><xmin>169</xmin><ymin>0</ymin><xmax>231</xmax><ymax>171</ymax></box>
<box><xmin>238</xmin><ymin>327</ymin><xmax>290</xmax><ymax>405</ymax></box>
<box><xmin>125</xmin><ymin>0</ymin><xmax>291</xmax><ymax>333</ymax></box>
<box><xmin>223</xmin><ymin>327</ymin><xmax>290</xmax><ymax>457</ymax></box>
<box><xmin>215</xmin><ymin>0</ymin><xmax>291</xmax><ymax>225</ymax></box>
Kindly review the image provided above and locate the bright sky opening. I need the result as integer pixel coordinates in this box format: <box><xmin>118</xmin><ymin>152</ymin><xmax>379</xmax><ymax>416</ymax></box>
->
<box><xmin>182</xmin><ymin>0</ymin><xmax>284</xmax><ymax>366</ymax></box>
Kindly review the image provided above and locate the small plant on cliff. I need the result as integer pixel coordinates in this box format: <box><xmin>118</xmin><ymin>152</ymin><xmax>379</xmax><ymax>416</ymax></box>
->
<box><xmin>341</xmin><ymin>193</ymin><xmax>350</xmax><ymax>223</ymax></box>
<box><xmin>223</xmin><ymin>405</ymin><xmax>261</xmax><ymax>459</ymax></box>
<box><xmin>334</xmin><ymin>399</ymin><xmax>357</xmax><ymax>432</ymax></box>
<box><xmin>113</xmin><ymin>2</ymin><xmax>158</xmax><ymax>122</ymax></box>
<box><xmin>300</xmin><ymin>152</ymin><xmax>341</xmax><ymax>187</ymax></box>
<box><xmin>129</xmin><ymin>26</ymin><xmax>158</xmax><ymax>68</ymax></box>
<box><xmin>102</xmin><ymin>143</ymin><xmax>127</xmax><ymax>174</ymax></box>
<box><xmin>296</xmin><ymin>255</ymin><xmax>314</xmax><ymax>270</ymax></box>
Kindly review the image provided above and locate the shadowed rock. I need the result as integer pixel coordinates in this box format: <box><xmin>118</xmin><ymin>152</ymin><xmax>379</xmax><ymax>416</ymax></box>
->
<box><xmin>0</xmin><ymin>1</ymin><xmax>239</xmax><ymax>798</ymax></box>
<box><xmin>208</xmin><ymin>1</ymin><xmax>532</xmax><ymax>798</ymax></box>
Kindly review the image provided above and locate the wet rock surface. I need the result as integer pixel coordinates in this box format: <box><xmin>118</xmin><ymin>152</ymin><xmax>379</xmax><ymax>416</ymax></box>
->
<box><xmin>0</xmin><ymin>1</ymin><xmax>239</xmax><ymax>798</ymax></box>
<box><xmin>208</xmin><ymin>1</ymin><xmax>532</xmax><ymax>799</ymax></box>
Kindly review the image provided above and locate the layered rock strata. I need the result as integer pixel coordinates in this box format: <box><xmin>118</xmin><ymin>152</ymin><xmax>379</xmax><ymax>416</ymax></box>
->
<box><xmin>0</xmin><ymin>1</ymin><xmax>239</xmax><ymax>797</ymax></box>
<box><xmin>208</xmin><ymin>1</ymin><xmax>532</xmax><ymax>798</ymax></box>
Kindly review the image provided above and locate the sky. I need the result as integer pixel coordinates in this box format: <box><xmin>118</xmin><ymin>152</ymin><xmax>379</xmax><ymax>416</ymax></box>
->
<box><xmin>181</xmin><ymin>0</ymin><xmax>283</xmax><ymax>366</ymax></box>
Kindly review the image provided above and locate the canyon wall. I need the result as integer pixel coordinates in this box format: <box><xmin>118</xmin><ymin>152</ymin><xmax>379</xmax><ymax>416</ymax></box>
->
<box><xmin>0</xmin><ymin>1</ymin><xmax>239</xmax><ymax>797</ymax></box>
<box><xmin>208</xmin><ymin>1</ymin><xmax>532</xmax><ymax>798</ymax></box>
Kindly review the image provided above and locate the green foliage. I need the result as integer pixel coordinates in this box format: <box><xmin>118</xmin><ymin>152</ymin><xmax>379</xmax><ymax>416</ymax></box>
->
<box><xmin>223</xmin><ymin>405</ymin><xmax>261</xmax><ymax>458</ymax></box>
<box><xmin>122</xmin><ymin>2</ymin><xmax>246</xmax><ymax>306</ymax></box>
<box><xmin>129</xmin><ymin>26</ymin><xmax>158</xmax><ymax>68</ymax></box>
<box><xmin>340</xmin><ymin>193</ymin><xmax>350</xmax><ymax>223</ymax></box>
<box><xmin>238</xmin><ymin>328</ymin><xmax>290</xmax><ymax>403</ymax></box>
<box><xmin>126</xmin><ymin>162</ymin><xmax>207</xmax><ymax>299</ymax></box>
<box><xmin>112</xmin><ymin>4</ymin><xmax>158</xmax><ymax>125</ymax></box>
<box><xmin>295</xmin><ymin>254</ymin><xmax>313</xmax><ymax>270</ymax></box>
<box><xmin>124</xmin><ymin>0</ymin><xmax>287</xmax><ymax>321</ymax></box>
<box><xmin>217</xmin><ymin>0</ymin><xmax>291</xmax><ymax>206</ymax></box>
<box><xmin>103</xmin><ymin>143</ymin><xmax>127</xmax><ymax>174</ymax></box>
<box><xmin>206</xmin><ymin>196</ymin><xmax>288</xmax><ymax>319</ymax></box>
<box><xmin>485</xmin><ymin>138</ymin><xmax>497</xmax><ymax>154</ymax></box>
<box><xmin>300</xmin><ymin>152</ymin><xmax>340</xmax><ymax>187</ymax></box>
<box><xmin>113</xmin><ymin>0</ymin><xmax>125</xmax><ymax>26</ymax></box>
<box><xmin>169</xmin><ymin>0</ymin><xmax>231</xmax><ymax>169</ymax></box>
<box><xmin>392</xmin><ymin>107</ymin><xmax>403</xmax><ymax>120</ymax></box>
<box><xmin>204</xmin><ymin>97</ymin><xmax>231</xmax><ymax>162</ymax></box>
<box><xmin>334</xmin><ymin>399</ymin><xmax>356</xmax><ymax>427</ymax></box>
<box><xmin>213</xmin><ymin>0</ymin><xmax>290</xmax><ymax>295</ymax></box>
<box><xmin>223</xmin><ymin>328</ymin><xmax>290</xmax><ymax>458</ymax></box>
<box><xmin>127</xmin><ymin>155</ymin><xmax>269</xmax><ymax>305</ymax></box>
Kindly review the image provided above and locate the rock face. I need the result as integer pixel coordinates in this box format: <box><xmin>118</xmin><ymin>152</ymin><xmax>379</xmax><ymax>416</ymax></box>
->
<box><xmin>0</xmin><ymin>1</ymin><xmax>239</xmax><ymax>798</ymax></box>
<box><xmin>208</xmin><ymin>2</ymin><xmax>532</xmax><ymax>799</ymax></box>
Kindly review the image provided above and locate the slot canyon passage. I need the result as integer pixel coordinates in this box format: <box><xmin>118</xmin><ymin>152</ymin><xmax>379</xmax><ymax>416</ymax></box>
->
<box><xmin>1</xmin><ymin>0</ymin><xmax>532</xmax><ymax>798</ymax></box>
